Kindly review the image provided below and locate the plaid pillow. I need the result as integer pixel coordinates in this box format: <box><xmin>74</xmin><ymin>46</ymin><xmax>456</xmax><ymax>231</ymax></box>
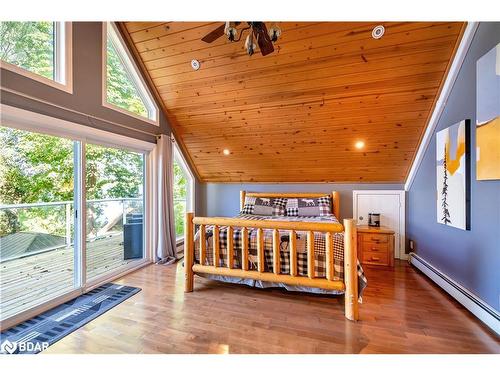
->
<box><xmin>272</xmin><ymin>198</ymin><xmax>287</xmax><ymax>216</ymax></box>
<box><xmin>285</xmin><ymin>196</ymin><xmax>332</xmax><ymax>217</ymax></box>
<box><xmin>240</xmin><ymin>196</ymin><xmax>288</xmax><ymax>216</ymax></box>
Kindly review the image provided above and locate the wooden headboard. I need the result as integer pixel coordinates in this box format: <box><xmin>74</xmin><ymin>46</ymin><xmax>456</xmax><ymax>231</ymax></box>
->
<box><xmin>240</xmin><ymin>191</ymin><xmax>340</xmax><ymax>219</ymax></box>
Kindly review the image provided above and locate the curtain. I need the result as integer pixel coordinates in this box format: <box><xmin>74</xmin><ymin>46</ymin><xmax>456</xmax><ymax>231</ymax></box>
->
<box><xmin>153</xmin><ymin>134</ymin><xmax>177</xmax><ymax>264</ymax></box>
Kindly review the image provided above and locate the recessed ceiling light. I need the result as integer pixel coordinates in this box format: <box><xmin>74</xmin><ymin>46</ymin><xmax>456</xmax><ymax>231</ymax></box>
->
<box><xmin>191</xmin><ymin>59</ymin><xmax>200</xmax><ymax>70</ymax></box>
<box><xmin>223</xmin><ymin>149</ymin><xmax>230</xmax><ymax>155</ymax></box>
<box><xmin>355</xmin><ymin>141</ymin><xmax>365</xmax><ymax>150</ymax></box>
<box><xmin>372</xmin><ymin>25</ymin><xmax>385</xmax><ymax>39</ymax></box>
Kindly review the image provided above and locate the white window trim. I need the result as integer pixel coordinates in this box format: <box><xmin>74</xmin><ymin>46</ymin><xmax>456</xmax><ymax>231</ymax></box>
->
<box><xmin>101</xmin><ymin>22</ymin><xmax>159</xmax><ymax>126</ymax></box>
<box><xmin>173</xmin><ymin>138</ymin><xmax>195</xmax><ymax>240</ymax></box>
<box><xmin>0</xmin><ymin>22</ymin><xmax>73</xmax><ymax>93</ymax></box>
<box><xmin>0</xmin><ymin>104</ymin><xmax>155</xmax><ymax>329</ymax></box>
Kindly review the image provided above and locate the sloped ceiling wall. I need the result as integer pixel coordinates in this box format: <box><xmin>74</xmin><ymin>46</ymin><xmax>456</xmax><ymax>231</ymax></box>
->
<box><xmin>120</xmin><ymin>22</ymin><xmax>465</xmax><ymax>183</ymax></box>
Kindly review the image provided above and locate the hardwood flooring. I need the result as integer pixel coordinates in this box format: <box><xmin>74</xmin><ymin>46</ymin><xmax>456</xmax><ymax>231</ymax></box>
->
<box><xmin>43</xmin><ymin>260</ymin><xmax>499</xmax><ymax>354</ymax></box>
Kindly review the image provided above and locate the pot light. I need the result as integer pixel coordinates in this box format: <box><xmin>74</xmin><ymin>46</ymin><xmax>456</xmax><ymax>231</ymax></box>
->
<box><xmin>355</xmin><ymin>141</ymin><xmax>365</xmax><ymax>150</ymax></box>
<box><xmin>223</xmin><ymin>149</ymin><xmax>230</xmax><ymax>155</ymax></box>
<box><xmin>372</xmin><ymin>25</ymin><xmax>385</xmax><ymax>39</ymax></box>
<box><xmin>191</xmin><ymin>59</ymin><xmax>200</xmax><ymax>70</ymax></box>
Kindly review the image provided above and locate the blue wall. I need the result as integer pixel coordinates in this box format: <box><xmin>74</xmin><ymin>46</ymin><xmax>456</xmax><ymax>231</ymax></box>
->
<box><xmin>408</xmin><ymin>22</ymin><xmax>500</xmax><ymax>312</ymax></box>
<box><xmin>203</xmin><ymin>183</ymin><xmax>403</xmax><ymax>219</ymax></box>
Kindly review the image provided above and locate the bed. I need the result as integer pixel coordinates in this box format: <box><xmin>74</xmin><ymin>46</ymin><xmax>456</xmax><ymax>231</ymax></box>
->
<box><xmin>184</xmin><ymin>191</ymin><xmax>366</xmax><ymax>320</ymax></box>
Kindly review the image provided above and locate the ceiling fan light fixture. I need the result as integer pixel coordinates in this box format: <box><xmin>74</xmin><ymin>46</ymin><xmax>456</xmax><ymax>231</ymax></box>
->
<box><xmin>268</xmin><ymin>24</ymin><xmax>281</xmax><ymax>42</ymax></box>
<box><xmin>245</xmin><ymin>33</ymin><xmax>256</xmax><ymax>56</ymax></box>
<box><xmin>224</xmin><ymin>21</ymin><xmax>238</xmax><ymax>42</ymax></box>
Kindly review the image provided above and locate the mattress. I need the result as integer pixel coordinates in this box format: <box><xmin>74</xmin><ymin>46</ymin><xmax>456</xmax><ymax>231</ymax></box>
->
<box><xmin>193</xmin><ymin>214</ymin><xmax>367</xmax><ymax>298</ymax></box>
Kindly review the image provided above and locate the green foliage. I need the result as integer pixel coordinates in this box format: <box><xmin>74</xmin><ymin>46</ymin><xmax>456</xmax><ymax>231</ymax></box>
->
<box><xmin>0</xmin><ymin>23</ymin><xmax>152</xmax><ymax>239</ymax></box>
<box><xmin>106</xmin><ymin>34</ymin><xmax>149</xmax><ymax>118</ymax></box>
<box><xmin>0</xmin><ymin>127</ymin><xmax>145</xmax><ymax>238</ymax></box>
<box><xmin>0</xmin><ymin>23</ymin><xmax>185</xmax><ymax>242</ymax></box>
<box><xmin>173</xmin><ymin>160</ymin><xmax>187</xmax><ymax>237</ymax></box>
<box><xmin>0</xmin><ymin>22</ymin><xmax>149</xmax><ymax>119</ymax></box>
<box><xmin>86</xmin><ymin>143</ymin><xmax>143</xmax><ymax>200</ymax></box>
<box><xmin>0</xmin><ymin>127</ymin><xmax>74</xmax><ymax>205</ymax></box>
<box><xmin>0</xmin><ymin>21</ymin><xmax>54</xmax><ymax>80</ymax></box>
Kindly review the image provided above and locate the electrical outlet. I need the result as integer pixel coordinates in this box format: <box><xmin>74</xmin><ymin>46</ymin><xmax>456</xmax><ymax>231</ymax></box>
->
<box><xmin>409</xmin><ymin>240</ymin><xmax>414</xmax><ymax>251</ymax></box>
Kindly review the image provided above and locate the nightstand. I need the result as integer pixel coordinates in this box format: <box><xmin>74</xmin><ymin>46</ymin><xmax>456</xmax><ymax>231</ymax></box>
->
<box><xmin>356</xmin><ymin>225</ymin><xmax>395</xmax><ymax>267</ymax></box>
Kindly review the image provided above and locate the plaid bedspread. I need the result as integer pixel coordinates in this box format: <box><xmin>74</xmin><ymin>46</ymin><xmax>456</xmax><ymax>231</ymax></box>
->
<box><xmin>193</xmin><ymin>214</ymin><xmax>367</xmax><ymax>297</ymax></box>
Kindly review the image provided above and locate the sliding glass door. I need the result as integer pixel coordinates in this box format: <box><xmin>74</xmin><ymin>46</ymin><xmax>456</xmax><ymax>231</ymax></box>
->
<box><xmin>85</xmin><ymin>143</ymin><xmax>145</xmax><ymax>281</ymax></box>
<box><xmin>0</xmin><ymin>126</ymin><xmax>78</xmax><ymax>320</ymax></box>
<box><xmin>0</xmin><ymin>124</ymin><xmax>149</xmax><ymax>323</ymax></box>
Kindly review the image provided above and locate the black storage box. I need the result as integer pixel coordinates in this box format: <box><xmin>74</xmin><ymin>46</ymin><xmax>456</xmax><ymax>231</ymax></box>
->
<box><xmin>123</xmin><ymin>213</ymin><xmax>143</xmax><ymax>260</ymax></box>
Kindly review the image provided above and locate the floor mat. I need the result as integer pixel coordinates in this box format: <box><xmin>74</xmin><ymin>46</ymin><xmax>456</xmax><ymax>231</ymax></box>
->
<box><xmin>0</xmin><ymin>283</ymin><xmax>141</xmax><ymax>354</ymax></box>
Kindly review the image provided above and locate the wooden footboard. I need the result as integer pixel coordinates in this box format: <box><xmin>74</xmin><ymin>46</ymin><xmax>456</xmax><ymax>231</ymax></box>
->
<box><xmin>184</xmin><ymin>213</ymin><xmax>359</xmax><ymax>321</ymax></box>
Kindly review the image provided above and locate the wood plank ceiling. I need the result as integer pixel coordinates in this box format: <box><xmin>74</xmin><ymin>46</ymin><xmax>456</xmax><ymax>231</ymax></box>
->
<box><xmin>121</xmin><ymin>22</ymin><xmax>465</xmax><ymax>183</ymax></box>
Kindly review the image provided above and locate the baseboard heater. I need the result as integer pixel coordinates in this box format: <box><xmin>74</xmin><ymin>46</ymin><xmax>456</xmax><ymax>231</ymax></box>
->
<box><xmin>409</xmin><ymin>252</ymin><xmax>499</xmax><ymax>335</ymax></box>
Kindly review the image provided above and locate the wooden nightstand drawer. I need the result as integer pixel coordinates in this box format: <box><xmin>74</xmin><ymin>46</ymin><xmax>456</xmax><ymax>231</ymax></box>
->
<box><xmin>357</xmin><ymin>225</ymin><xmax>395</xmax><ymax>267</ymax></box>
<box><xmin>362</xmin><ymin>251</ymin><xmax>389</xmax><ymax>265</ymax></box>
<box><xmin>361</xmin><ymin>241</ymin><xmax>388</xmax><ymax>253</ymax></box>
<box><xmin>360</xmin><ymin>233</ymin><xmax>389</xmax><ymax>244</ymax></box>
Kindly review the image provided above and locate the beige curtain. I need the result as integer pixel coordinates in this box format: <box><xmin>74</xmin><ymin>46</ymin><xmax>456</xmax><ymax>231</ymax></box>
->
<box><xmin>153</xmin><ymin>134</ymin><xmax>177</xmax><ymax>264</ymax></box>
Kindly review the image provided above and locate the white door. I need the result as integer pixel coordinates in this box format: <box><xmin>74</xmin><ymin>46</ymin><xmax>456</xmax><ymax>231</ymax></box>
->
<box><xmin>353</xmin><ymin>190</ymin><xmax>406</xmax><ymax>259</ymax></box>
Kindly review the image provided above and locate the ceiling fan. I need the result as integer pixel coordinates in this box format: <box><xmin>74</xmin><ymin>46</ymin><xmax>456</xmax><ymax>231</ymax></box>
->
<box><xmin>201</xmin><ymin>22</ymin><xmax>281</xmax><ymax>56</ymax></box>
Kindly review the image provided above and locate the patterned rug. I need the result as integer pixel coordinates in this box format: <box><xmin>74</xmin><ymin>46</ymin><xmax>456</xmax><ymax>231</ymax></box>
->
<box><xmin>0</xmin><ymin>283</ymin><xmax>141</xmax><ymax>354</ymax></box>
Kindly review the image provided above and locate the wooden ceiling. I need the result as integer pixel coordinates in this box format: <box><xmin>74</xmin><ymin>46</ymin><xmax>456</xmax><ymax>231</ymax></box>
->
<box><xmin>120</xmin><ymin>22</ymin><xmax>465</xmax><ymax>183</ymax></box>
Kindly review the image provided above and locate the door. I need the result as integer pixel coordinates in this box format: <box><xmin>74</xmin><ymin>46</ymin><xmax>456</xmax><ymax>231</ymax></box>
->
<box><xmin>0</xmin><ymin>126</ymin><xmax>80</xmax><ymax>321</ymax></box>
<box><xmin>353</xmin><ymin>190</ymin><xmax>406</xmax><ymax>259</ymax></box>
<box><xmin>85</xmin><ymin>143</ymin><xmax>146</xmax><ymax>281</ymax></box>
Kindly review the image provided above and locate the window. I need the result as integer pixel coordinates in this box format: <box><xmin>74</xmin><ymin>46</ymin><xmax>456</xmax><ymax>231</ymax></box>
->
<box><xmin>173</xmin><ymin>142</ymin><xmax>194</xmax><ymax>239</ymax></box>
<box><xmin>0</xmin><ymin>22</ymin><xmax>71</xmax><ymax>91</ymax></box>
<box><xmin>104</xmin><ymin>22</ymin><xmax>158</xmax><ymax>124</ymax></box>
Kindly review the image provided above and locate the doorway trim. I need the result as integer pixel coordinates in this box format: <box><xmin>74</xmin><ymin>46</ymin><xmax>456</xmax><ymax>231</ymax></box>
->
<box><xmin>352</xmin><ymin>190</ymin><xmax>406</xmax><ymax>260</ymax></box>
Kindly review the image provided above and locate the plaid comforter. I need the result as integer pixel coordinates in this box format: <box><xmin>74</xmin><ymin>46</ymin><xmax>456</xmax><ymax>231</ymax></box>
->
<box><xmin>193</xmin><ymin>214</ymin><xmax>367</xmax><ymax>297</ymax></box>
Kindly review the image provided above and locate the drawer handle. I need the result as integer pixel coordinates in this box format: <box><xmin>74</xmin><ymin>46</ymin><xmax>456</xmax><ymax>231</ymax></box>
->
<box><xmin>371</xmin><ymin>248</ymin><xmax>379</xmax><ymax>251</ymax></box>
<box><xmin>371</xmin><ymin>256</ymin><xmax>380</xmax><ymax>261</ymax></box>
<box><xmin>371</xmin><ymin>238</ymin><xmax>380</xmax><ymax>243</ymax></box>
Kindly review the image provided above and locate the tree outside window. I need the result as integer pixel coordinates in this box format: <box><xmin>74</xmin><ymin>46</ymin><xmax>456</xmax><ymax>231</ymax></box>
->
<box><xmin>0</xmin><ymin>21</ymin><xmax>55</xmax><ymax>80</ymax></box>
<box><xmin>173</xmin><ymin>159</ymin><xmax>187</xmax><ymax>238</ymax></box>
<box><xmin>106</xmin><ymin>33</ymin><xmax>149</xmax><ymax>118</ymax></box>
<box><xmin>105</xmin><ymin>23</ymin><xmax>157</xmax><ymax>122</ymax></box>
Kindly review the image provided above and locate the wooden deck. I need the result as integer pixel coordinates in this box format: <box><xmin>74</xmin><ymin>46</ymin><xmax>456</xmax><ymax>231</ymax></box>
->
<box><xmin>0</xmin><ymin>235</ymin><xmax>138</xmax><ymax>320</ymax></box>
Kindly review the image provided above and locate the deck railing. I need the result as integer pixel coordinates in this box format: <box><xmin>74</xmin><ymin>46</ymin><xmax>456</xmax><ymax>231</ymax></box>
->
<box><xmin>0</xmin><ymin>197</ymin><xmax>143</xmax><ymax>262</ymax></box>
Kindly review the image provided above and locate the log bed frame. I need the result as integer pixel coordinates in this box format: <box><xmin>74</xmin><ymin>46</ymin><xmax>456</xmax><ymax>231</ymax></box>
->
<box><xmin>184</xmin><ymin>191</ymin><xmax>359</xmax><ymax>320</ymax></box>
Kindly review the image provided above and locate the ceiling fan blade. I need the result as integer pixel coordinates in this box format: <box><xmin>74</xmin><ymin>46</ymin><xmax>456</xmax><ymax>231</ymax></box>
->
<box><xmin>202</xmin><ymin>22</ymin><xmax>242</xmax><ymax>43</ymax></box>
<box><xmin>201</xmin><ymin>23</ymin><xmax>226</xmax><ymax>43</ymax></box>
<box><xmin>254</xmin><ymin>22</ymin><xmax>274</xmax><ymax>56</ymax></box>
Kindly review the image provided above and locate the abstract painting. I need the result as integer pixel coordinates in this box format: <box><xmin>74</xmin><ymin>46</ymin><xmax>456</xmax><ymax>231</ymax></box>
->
<box><xmin>436</xmin><ymin>120</ymin><xmax>470</xmax><ymax>230</ymax></box>
<box><xmin>476</xmin><ymin>43</ymin><xmax>500</xmax><ymax>180</ymax></box>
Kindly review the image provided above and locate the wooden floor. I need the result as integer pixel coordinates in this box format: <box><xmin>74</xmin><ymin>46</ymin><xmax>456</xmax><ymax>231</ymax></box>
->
<box><xmin>0</xmin><ymin>235</ymin><xmax>137</xmax><ymax>320</ymax></box>
<box><xmin>42</xmin><ymin>260</ymin><xmax>500</xmax><ymax>354</ymax></box>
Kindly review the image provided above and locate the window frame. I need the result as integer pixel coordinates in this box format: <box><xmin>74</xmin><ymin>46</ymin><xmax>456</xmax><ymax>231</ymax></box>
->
<box><xmin>0</xmin><ymin>22</ymin><xmax>73</xmax><ymax>93</ymax></box>
<box><xmin>173</xmin><ymin>139</ymin><xmax>195</xmax><ymax>240</ymax></box>
<box><xmin>102</xmin><ymin>22</ymin><xmax>159</xmax><ymax>126</ymax></box>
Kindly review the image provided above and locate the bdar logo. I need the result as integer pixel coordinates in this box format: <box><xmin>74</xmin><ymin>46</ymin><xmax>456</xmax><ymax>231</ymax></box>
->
<box><xmin>1</xmin><ymin>339</ymin><xmax>17</xmax><ymax>354</ymax></box>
